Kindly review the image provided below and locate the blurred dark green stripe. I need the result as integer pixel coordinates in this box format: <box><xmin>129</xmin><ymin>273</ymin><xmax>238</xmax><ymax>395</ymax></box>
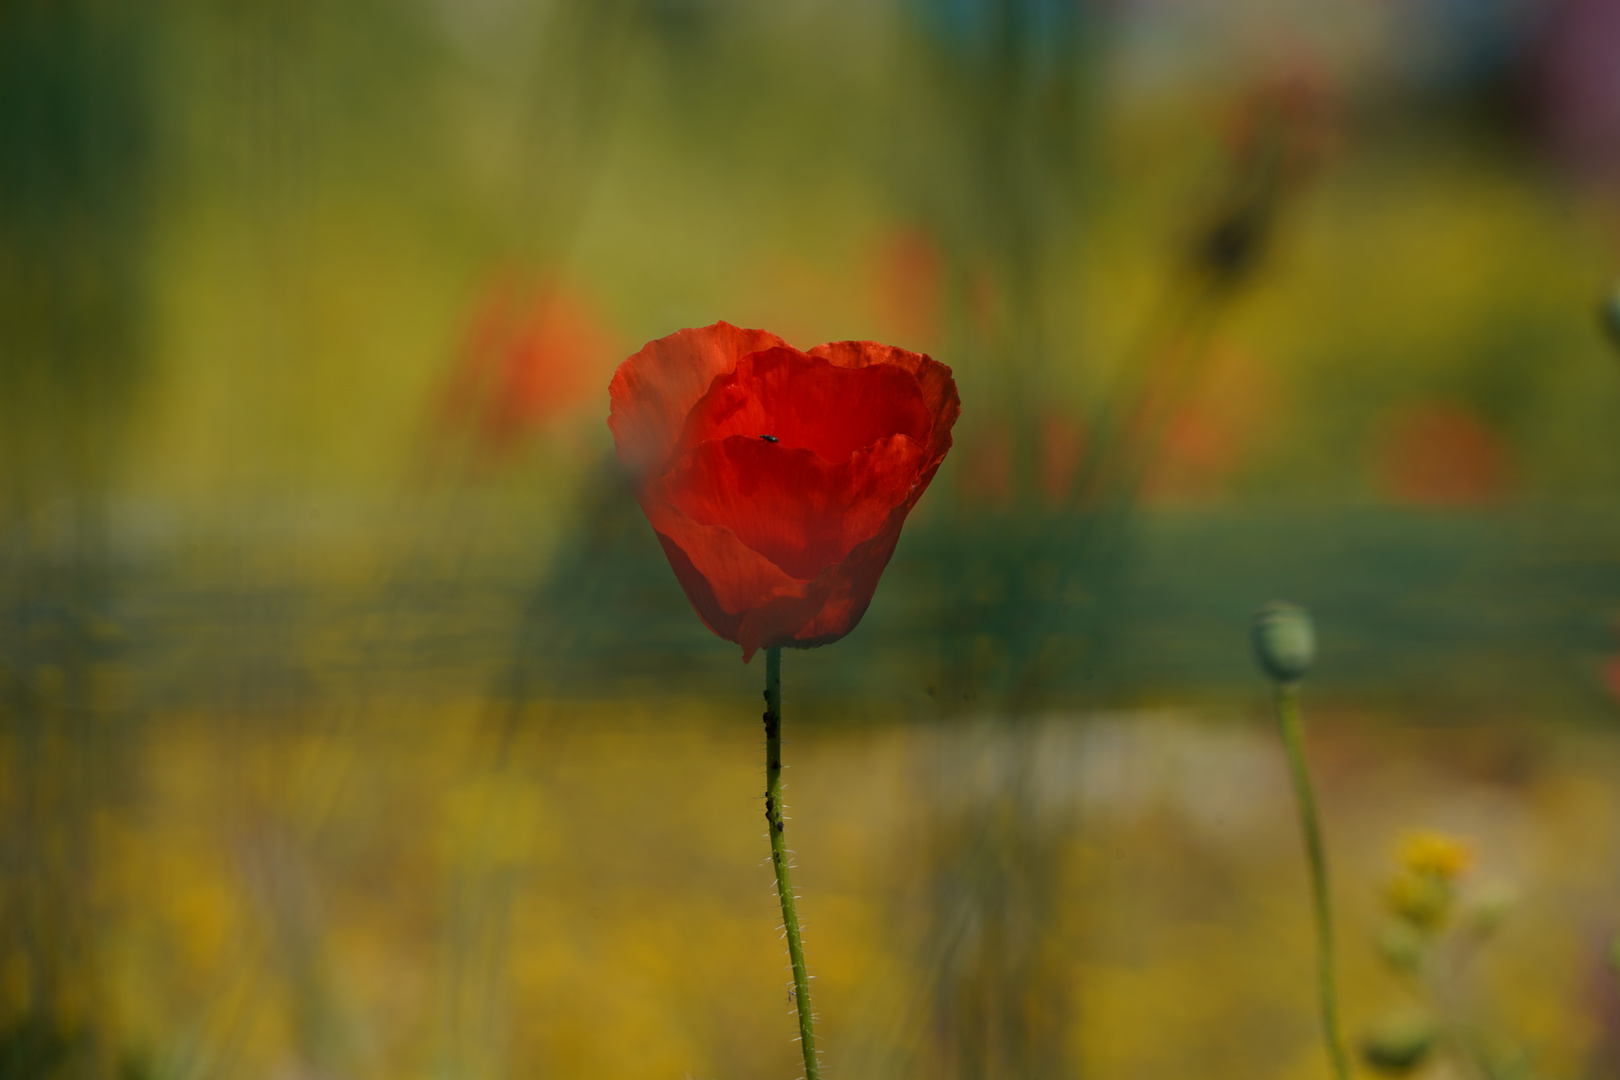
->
<box><xmin>91</xmin><ymin>498</ymin><xmax>1620</xmax><ymax>716</ymax></box>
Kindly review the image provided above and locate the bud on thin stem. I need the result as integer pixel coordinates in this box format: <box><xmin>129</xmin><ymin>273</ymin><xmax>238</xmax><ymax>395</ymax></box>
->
<box><xmin>1254</xmin><ymin>601</ymin><xmax>1315</xmax><ymax>684</ymax></box>
<box><xmin>1272</xmin><ymin>669</ymin><xmax>1349</xmax><ymax>1080</ymax></box>
<box><xmin>1254</xmin><ymin>602</ymin><xmax>1345</xmax><ymax>1079</ymax></box>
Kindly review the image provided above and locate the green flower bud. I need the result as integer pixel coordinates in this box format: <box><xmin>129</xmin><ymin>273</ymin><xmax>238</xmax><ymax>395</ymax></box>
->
<box><xmin>1361</xmin><ymin>1010</ymin><xmax>1437</xmax><ymax>1075</ymax></box>
<box><xmin>1253</xmin><ymin>601</ymin><xmax>1315</xmax><ymax>683</ymax></box>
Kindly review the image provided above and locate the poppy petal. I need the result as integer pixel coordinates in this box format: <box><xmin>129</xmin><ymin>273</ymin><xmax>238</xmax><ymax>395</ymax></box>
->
<box><xmin>675</xmin><ymin>347</ymin><xmax>932</xmax><ymax>464</ymax></box>
<box><xmin>808</xmin><ymin>340</ymin><xmax>960</xmax><ymax>465</ymax></box>
<box><xmin>650</xmin><ymin>433</ymin><xmax>927</xmax><ymax>581</ymax></box>
<box><xmin>640</xmin><ymin>500</ymin><xmax>805</xmax><ymax>652</ymax></box>
<box><xmin>609</xmin><ymin>321</ymin><xmax>787</xmax><ymax>476</ymax></box>
<box><xmin>741</xmin><ymin>506</ymin><xmax>908</xmax><ymax>652</ymax></box>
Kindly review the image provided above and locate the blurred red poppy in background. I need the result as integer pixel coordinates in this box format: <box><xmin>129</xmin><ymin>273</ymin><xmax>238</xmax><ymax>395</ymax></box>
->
<box><xmin>954</xmin><ymin>414</ymin><xmax>1086</xmax><ymax>509</ymax></box>
<box><xmin>873</xmin><ymin>226</ymin><xmax>943</xmax><ymax>347</ymax></box>
<box><xmin>957</xmin><ymin>422</ymin><xmax>1012</xmax><ymax>508</ymax></box>
<box><xmin>609</xmin><ymin>322</ymin><xmax>959</xmax><ymax>661</ymax></box>
<box><xmin>1373</xmin><ymin>400</ymin><xmax>1513</xmax><ymax>506</ymax></box>
<box><xmin>439</xmin><ymin>274</ymin><xmax>618</xmax><ymax>460</ymax></box>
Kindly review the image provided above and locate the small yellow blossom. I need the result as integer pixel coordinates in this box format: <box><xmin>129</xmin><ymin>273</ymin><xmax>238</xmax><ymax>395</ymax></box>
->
<box><xmin>1384</xmin><ymin>831</ymin><xmax>1474</xmax><ymax>930</ymax></box>
<box><xmin>1396</xmin><ymin>831</ymin><xmax>1473</xmax><ymax>881</ymax></box>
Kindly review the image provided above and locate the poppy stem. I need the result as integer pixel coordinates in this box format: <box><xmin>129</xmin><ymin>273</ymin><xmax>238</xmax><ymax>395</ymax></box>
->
<box><xmin>764</xmin><ymin>646</ymin><xmax>819</xmax><ymax>1079</ymax></box>
<box><xmin>1274</xmin><ymin>682</ymin><xmax>1350</xmax><ymax>1080</ymax></box>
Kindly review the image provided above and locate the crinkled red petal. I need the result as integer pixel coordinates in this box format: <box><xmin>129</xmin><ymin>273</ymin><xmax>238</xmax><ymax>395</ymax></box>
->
<box><xmin>808</xmin><ymin>340</ymin><xmax>960</xmax><ymax>467</ymax></box>
<box><xmin>650</xmin><ymin>433</ymin><xmax>927</xmax><ymax>581</ymax></box>
<box><xmin>675</xmin><ymin>347</ymin><xmax>932</xmax><ymax>465</ymax></box>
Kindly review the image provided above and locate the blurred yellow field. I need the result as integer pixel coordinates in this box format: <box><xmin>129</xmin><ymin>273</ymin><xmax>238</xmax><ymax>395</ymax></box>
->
<box><xmin>10</xmin><ymin>701</ymin><xmax>1601</xmax><ymax>1079</ymax></box>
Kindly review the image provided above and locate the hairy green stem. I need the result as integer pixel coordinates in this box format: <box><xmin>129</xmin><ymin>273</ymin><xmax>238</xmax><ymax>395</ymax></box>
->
<box><xmin>1276</xmin><ymin>683</ymin><xmax>1350</xmax><ymax>1080</ymax></box>
<box><xmin>764</xmin><ymin>647</ymin><xmax>819</xmax><ymax>1079</ymax></box>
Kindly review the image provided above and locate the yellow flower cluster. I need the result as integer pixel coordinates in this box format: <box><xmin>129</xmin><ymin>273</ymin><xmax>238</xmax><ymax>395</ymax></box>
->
<box><xmin>1396</xmin><ymin>831</ymin><xmax>1474</xmax><ymax>880</ymax></box>
<box><xmin>1385</xmin><ymin>831</ymin><xmax>1473</xmax><ymax>930</ymax></box>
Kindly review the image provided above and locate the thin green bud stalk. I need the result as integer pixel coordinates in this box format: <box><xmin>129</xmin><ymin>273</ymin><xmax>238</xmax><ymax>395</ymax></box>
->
<box><xmin>764</xmin><ymin>647</ymin><xmax>819</xmax><ymax>1079</ymax></box>
<box><xmin>1275</xmin><ymin>681</ymin><xmax>1350</xmax><ymax>1080</ymax></box>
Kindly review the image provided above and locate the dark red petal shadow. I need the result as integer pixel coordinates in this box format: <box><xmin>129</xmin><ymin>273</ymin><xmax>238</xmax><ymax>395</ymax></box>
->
<box><xmin>808</xmin><ymin>340</ymin><xmax>959</xmax><ymax>466</ymax></box>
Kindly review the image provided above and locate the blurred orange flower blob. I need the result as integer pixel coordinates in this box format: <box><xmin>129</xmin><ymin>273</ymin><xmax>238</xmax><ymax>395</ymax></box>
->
<box><xmin>440</xmin><ymin>275</ymin><xmax>618</xmax><ymax>457</ymax></box>
<box><xmin>1374</xmin><ymin>402</ymin><xmax>1512</xmax><ymax>506</ymax></box>
<box><xmin>1040</xmin><ymin>415</ymin><xmax>1087</xmax><ymax>507</ymax></box>
<box><xmin>873</xmin><ymin>226</ymin><xmax>943</xmax><ymax>347</ymax></box>
<box><xmin>1141</xmin><ymin>347</ymin><xmax>1275</xmax><ymax>505</ymax></box>
<box><xmin>1143</xmin><ymin>406</ymin><xmax>1242</xmax><ymax>504</ymax></box>
<box><xmin>957</xmin><ymin>423</ymin><xmax>1012</xmax><ymax>508</ymax></box>
<box><xmin>955</xmin><ymin>415</ymin><xmax>1086</xmax><ymax>509</ymax></box>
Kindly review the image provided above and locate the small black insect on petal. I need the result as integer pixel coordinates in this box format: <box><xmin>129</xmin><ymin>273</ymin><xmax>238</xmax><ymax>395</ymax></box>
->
<box><xmin>760</xmin><ymin>434</ymin><xmax>779</xmax><ymax>443</ymax></box>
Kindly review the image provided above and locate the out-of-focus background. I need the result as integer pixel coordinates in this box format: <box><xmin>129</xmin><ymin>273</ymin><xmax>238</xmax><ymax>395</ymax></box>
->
<box><xmin>6</xmin><ymin>0</ymin><xmax>1620</xmax><ymax>1077</ymax></box>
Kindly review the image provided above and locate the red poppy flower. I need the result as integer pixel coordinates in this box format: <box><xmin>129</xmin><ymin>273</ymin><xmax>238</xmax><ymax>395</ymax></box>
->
<box><xmin>438</xmin><ymin>274</ymin><xmax>617</xmax><ymax>459</ymax></box>
<box><xmin>609</xmin><ymin>321</ymin><xmax>959</xmax><ymax>661</ymax></box>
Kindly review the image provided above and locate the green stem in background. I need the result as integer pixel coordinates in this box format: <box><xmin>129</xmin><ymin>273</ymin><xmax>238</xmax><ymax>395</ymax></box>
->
<box><xmin>1275</xmin><ymin>682</ymin><xmax>1351</xmax><ymax>1080</ymax></box>
<box><xmin>764</xmin><ymin>646</ymin><xmax>819</xmax><ymax>1080</ymax></box>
